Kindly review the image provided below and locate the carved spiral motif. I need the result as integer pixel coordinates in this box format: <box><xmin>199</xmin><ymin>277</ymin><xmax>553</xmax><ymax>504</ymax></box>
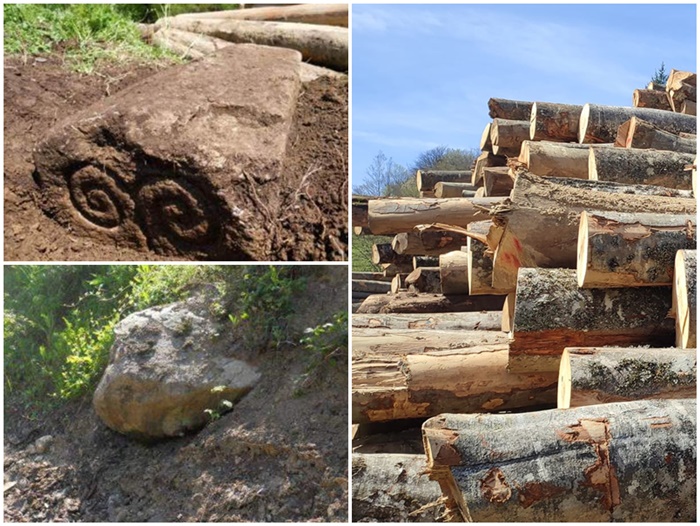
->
<box><xmin>69</xmin><ymin>166</ymin><xmax>132</xmax><ymax>229</ymax></box>
<box><xmin>136</xmin><ymin>178</ymin><xmax>218</xmax><ymax>252</ymax></box>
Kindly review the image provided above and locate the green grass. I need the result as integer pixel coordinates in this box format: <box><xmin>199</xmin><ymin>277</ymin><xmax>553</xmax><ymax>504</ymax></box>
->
<box><xmin>4</xmin><ymin>4</ymin><xmax>178</xmax><ymax>73</ymax></box>
<box><xmin>352</xmin><ymin>233</ymin><xmax>393</xmax><ymax>272</ymax></box>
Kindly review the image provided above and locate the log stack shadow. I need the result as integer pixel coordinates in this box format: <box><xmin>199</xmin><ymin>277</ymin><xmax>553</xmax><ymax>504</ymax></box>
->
<box><xmin>351</xmin><ymin>69</ymin><xmax>697</xmax><ymax>522</ymax></box>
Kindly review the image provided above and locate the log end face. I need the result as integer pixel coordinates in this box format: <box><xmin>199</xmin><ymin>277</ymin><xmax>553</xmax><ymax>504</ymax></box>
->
<box><xmin>557</xmin><ymin>348</ymin><xmax>572</xmax><ymax>409</ymax></box>
<box><xmin>578</xmin><ymin>103</ymin><xmax>591</xmax><ymax>143</ymax></box>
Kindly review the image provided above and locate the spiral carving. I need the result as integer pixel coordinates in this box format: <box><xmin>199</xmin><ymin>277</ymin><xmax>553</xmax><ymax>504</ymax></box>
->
<box><xmin>69</xmin><ymin>166</ymin><xmax>133</xmax><ymax>229</ymax></box>
<box><xmin>136</xmin><ymin>178</ymin><xmax>219</xmax><ymax>253</ymax></box>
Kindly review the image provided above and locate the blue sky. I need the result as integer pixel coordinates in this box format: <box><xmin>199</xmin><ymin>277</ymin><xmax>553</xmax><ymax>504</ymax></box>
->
<box><xmin>351</xmin><ymin>3</ymin><xmax>697</xmax><ymax>189</ymax></box>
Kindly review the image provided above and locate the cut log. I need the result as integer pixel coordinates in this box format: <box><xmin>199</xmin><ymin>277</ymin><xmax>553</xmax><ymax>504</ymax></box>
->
<box><xmin>419</xmin><ymin>190</ymin><xmax>435</xmax><ymax>198</ymax></box>
<box><xmin>352</xmin><ymin>196</ymin><xmax>369</xmax><ymax>228</ymax></box>
<box><xmin>467</xmin><ymin>221</ymin><xmax>509</xmax><ymax>296</ymax></box>
<box><xmin>490</xmin><ymin>119</ymin><xmax>530</xmax><ymax>156</ymax></box>
<box><xmin>352</xmin><ymin>271</ymin><xmax>392</xmax><ymax>282</ymax></box>
<box><xmin>353</xmin><ymin>226</ymin><xmax>372</xmax><ymax>236</ymax></box>
<box><xmin>434</xmin><ymin>182</ymin><xmax>476</xmax><ymax>198</ymax></box>
<box><xmin>510</xmin><ymin>268</ymin><xmax>674</xmax><ymax>373</ymax></box>
<box><xmin>674</xmin><ymin>249</ymin><xmax>697</xmax><ymax>349</ymax></box>
<box><xmin>589</xmin><ymin>148</ymin><xmax>694</xmax><ymax>189</ymax></box>
<box><xmin>518</xmin><ymin>140</ymin><xmax>613</xmax><ymax>179</ymax></box>
<box><xmin>578</xmin><ymin>103</ymin><xmax>697</xmax><ymax>143</ymax></box>
<box><xmin>439</xmin><ymin>251</ymin><xmax>469</xmax><ymax>295</ymax></box>
<box><xmin>372</xmin><ymin>243</ymin><xmax>412</xmax><ymax>266</ymax></box>
<box><xmin>647</xmin><ymin>81</ymin><xmax>665</xmax><ymax>91</ymax></box>
<box><xmin>482</xmin><ymin>166</ymin><xmax>514</xmax><ymax>197</ymax></box>
<box><xmin>667</xmin><ymin>79</ymin><xmax>697</xmax><ymax>112</ymax></box>
<box><xmin>631</xmin><ymin>88</ymin><xmax>672</xmax><ymax>111</ymax></box>
<box><xmin>392</xmin><ymin>231</ymin><xmax>467</xmax><ymax>256</ymax></box>
<box><xmin>172</xmin><ymin>4</ymin><xmax>349</xmax><ymax>27</ymax></box>
<box><xmin>351</xmin><ymin>311</ymin><xmax>503</xmax><ymax>331</ymax></box>
<box><xmin>153</xmin><ymin>18</ymin><xmax>348</xmax><ymax>70</ymax></box>
<box><xmin>491</xmin><ymin>172</ymin><xmax>697</xmax><ymax>291</ymax></box>
<box><xmin>617</xmin><ymin>116</ymin><xmax>697</xmax><ymax>154</ymax></box>
<box><xmin>352</xmin><ymin>453</ymin><xmax>444</xmax><ymax>522</ymax></box>
<box><xmin>389</xmin><ymin>273</ymin><xmax>406</xmax><ymax>294</ymax></box>
<box><xmin>405</xmin><ymin>267</ymin><xmax>442</xmax><ymax>294</ymax></box>
<box><xmin>367</xmin><ymin>197</ymin><xmax>500</xmax><ymax>235</ymax></box>
<box><xmin>413</xmin><ymin>255</ymin><xmax>439</xmax><ymax>269</ymax></box>
<box><xmin>681</xmin><ymin>99</ymin><xmax>697</xmax><ymax>116</ymax></box>
<box><xmin>423</xmin><ymin>399</ymin><xmax>697</xmax><ymax>522</ymax></box>
<box><xmin>355</xmin><ymin>292</ymin><xmax>506</xmax><ymax>314</ymax></box>
<box><xmin>352</xmin><ymin>279</ymin><xmax>392</xmax><ymax>294</ymax></box>
<box><xmin>502</xmin><ymin>292</ymin><xmax>515</xmax><ymax>332</ymax></box>
<box><xmin>353</xmin><ymin>343</ymin><xmax>557</xmax><ymax>424</ymax></box>
<box><xmin>416</xmin><ymin>170</ymin><xmax>472</xmax><ymax>193</ymax></box>
<box><xmin>666</xmin><ymin>69</ymin><xmax>697</xmax><ymax>91</ymax></box>
<box><xmin>382</xmin><ymin>262</ymin><xmax>414</xmax><ymax>277</ymax></box>
<box><xmin>487</xmin><ymin>98</ymin><xmax>533</xmax><ymax>121</ymax></box>
<box><xmin>577</xmin><ymin>211</ymin><xmax>697</xmax><ymax>288</ymax></box>
<box><xmin>471</xmin><ymin>151</ymin><xmax>507</xmax><ymax>186</ymax></box>
<box><xmin>558</xmin><ymin>347</ymin><xmax>697</xmax><ymax>409</ymax></box>
<box><xmin>529</xmin><ymin>101</ymin><xmax>582</xmax><ymax>142</ymax></box>
<box><xmin>479</xmin><ymin>122</ymin><xmax>492</xmax><ymax>151</ymax></box>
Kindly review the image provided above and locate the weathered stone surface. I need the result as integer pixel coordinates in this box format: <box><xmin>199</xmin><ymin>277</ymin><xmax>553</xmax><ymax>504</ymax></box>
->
<box><xmin>33</xmin><ymin>44</ymin><xmax>302</xmax><ymax>260</ymax></box>
<box><xmin>93</xmin><ymin>296</ymin><xmax>260</xmax><ymax>440</ymax></box>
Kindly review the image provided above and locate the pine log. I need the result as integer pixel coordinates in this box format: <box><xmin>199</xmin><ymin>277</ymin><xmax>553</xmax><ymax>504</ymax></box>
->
<box><xmin>467</xmin><ymin>221</ymin><xmax>509</xmax><ymax>296</ymax></box>
<box><xmin>509</xmin><ymin>268</ymin><xmax>674</xmax><ymax>373</ymax></box>
<box><xmin>631</xmin><ymin>88</ymin><xmax>673</xmax><ymax>111</ymax></box>
<box><xmin>434</xmin><ymin>182</ymin><xmax>476</xmax><ymax>198</ymax></box>
<box><xmin>172</xmin><ymin>4</ymin><xmax>349</xmax><ymax>27</ymax></box>
<box><xmin>471</xmin><ymin>151</ymin><xmax>507</xmax><ymax>186</ymax></box>
<box><xmin>589</xmin><ymin>148</ymin><xmax>694</xmax><ymax>189</ymax></box>
<box><xmin>416</xmin><ymin>170</ymin><xmax>472</xmax><ymax>193</ymax></box>
<box><xmin>490</xmin><ymin>119</ymin><xmax>530</xmax><ymax>156</ymax></box>
<box><xmin>577</xmin><ymin>211</ymin><xmax>697</xmax><ymax>288</ymax></box>
<box><xmin>153</xmin><ymin>18</ymin><xmax>348</xmax><ymax>70</ymax></box>
<box><xmin>353</xmin><ymin>344</ymin><xmax>557</xmax><ymax>424</ymax></box>
<box><xmin>353</xmin><ymin>271</ymin><xmax>392</xmax><ymax>282</ymax></box>
<box><xmin>479</xmin><ymin>122</ymin><xmax>492</xmax><ymax>151</ymax></box>
<box><xmin>666</xmin><ymin>69</ymin><xmax>697</xmax><ymax>91</ymax></box>
<box><xmin>482</xmin><ymin>166</ymin><xmax>514</xmax><ymax>197</ymax></box>
<box><xmin>367</xmin><ymin>197</ymin><xmax>499</xmax><ymax>235</ymax></box>
<box><xmin>352</xmin><ymin>197</ymin><xmax>369</xmax><ymax>228</ymax></box>
<box><xmin>351</xmin><ymin>311</ymin><xmax>503</xmax><ymax>331</ymax></box>
<box><xmin>355</xmin><ymin>292</ymin><xmax>506</xmax><ymax>314</ymax></box>
<box><xmin>405</xmin><ymin>267</ymin><xmax>442</xmax><ymax>294</ymax></box>
<box><xmin>352</xmin><ymin>279</ymin><xmax>392</xmax><ymax>294</ymax></box>
<box><xmin>490</xmin><ymin>172</ymin><xmax>697</xmax><ymax>291</ymax></box>
<box><xmin>372</xmin><ymin>243</ymin><xmax>412</xmax><ymax>266</ymax></box>
<box><xmin>558</xmin><ymin>347</ymin><xmax>697</xmax><ymax>409</ymax></box>
<box><xmin>529</xmin><ymin>101</ymin><xmax>582</xmax><ymax>142</ymax></box>
<box><xmin>352</xmin><ymin>453</ymin><xmax>444</xmax><ymax>522</ymax></box>
<box><xmin>578</xmin><ymin>103</ymin><xmax>696</xmax><ymax>143</ymax></box>
<box><xmin>674</xmin><ymin>250</ymin><xmax>697</xmax><ymax>349</ymax></box>
<box><xmin>413</xmin><ymin>255</ymin><xmax>439</xmax><ymax>269</ymax></box>
<box><xmin>487</xmin><ymin>98</ymin><xmax>533</xmax><ymax>121</ymax></box>
<box><xmin>392</xmin><ymin>231</ymin><xmax>467</xmax><ymax>256</ymax></box>
<box><xmin>518</xmin><ymin>140</ymin><xmax>613</xmax><ymax>179</ymax></box>
<box><xmin>617</xmin><ymin>116</ymin><xmax>697</xmax><ymax>153</ymax></box>
<box><xmin>439</xmin><ymin>251</ymin><xmax>469</xmax><ymax>295</ymax></box>
<box><xmin>681</xmin><ymin>99</ymin><xmax>697</xmax><ymax>116</ymax></box>
<box><xmin>423</xmin><ymin>399</ymin><xmax>697</xmax><ymax>522</ymax></box>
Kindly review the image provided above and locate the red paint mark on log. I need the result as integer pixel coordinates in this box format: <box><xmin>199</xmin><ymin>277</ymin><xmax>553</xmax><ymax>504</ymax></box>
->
<box><xmin>516</xmin><ymin>481</ymin><xmax>567</xmax><ymax>509</ymax></box>
<box><xmin>513</xmin><ymin>237</ymin><xmax>522</xmax><ymax>253</ymax></box>
<box><xmin>480</xmin><ymin>468</ymin><xmax>512</xmax><ymax>503</ymax></box>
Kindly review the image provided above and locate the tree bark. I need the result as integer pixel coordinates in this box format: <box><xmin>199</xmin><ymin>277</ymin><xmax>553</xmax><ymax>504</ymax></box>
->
<box><xmin>518</xmin><ymin>140</ymin><xmax>613</xmax><ymax>179</ymax></box>
<box><xmin>405</xmin><ymin>267</ymin><xmax>442</xmax><ymax>294</ymax></box>
<box><xmin>577</xmin><ymin>211</ymin><xmax>696</xmax><ymax>288</ymax></box>
<box><xmin>423</xmin><ymin>399</ymin><xmax>696</xmax><ymax>522</ymax></box>
<box><xmin>490</xmin><ymin>172</ymin><xmax>697</xmax><ymax>291</ymax></box>
<box><xmin>352</xmin><ymin>279</ymin><xmax>392</xmax><ymax>294</ymax></box>
<box><xmin>416</xmin><ymin>170</ymin><xmax>472</xmax><ymax>192</ymax></box>
<box><xmin>372</xmin><ymin>243</ymin><xmax>412</xmax><ymax>266</ymax></box>
<box><xmin>392</xmin><ymin>230</ymin><xmax>467</xmax><ymax>256</ymax></box>
<box><xmin>487</xmin><ymin>98</ymin><xmax>533</xmax><ymax>121</ymax></box>
<box><xmin>439</xmin><ymin>251</ymin><xmax>469</xmax><ymax>295</ymax></box>
<box><xmin>529</xmin><ymin>101</ymin><xmax>583</xmax><ymax>142</ymax></box>
<box><xmin>352</xmin><ymin>311</ymin><xmax>503</xmax><ymax>331</ymax></box>
<box><xmin>490</xmin><ymin>119</ymin><xmax>530</xmax><ymax>155</ymax></box>
<box><xmin>467</xmin><ymin>221</ymin><xmax>509</xmax><ymax>296</ymax></box>
<box><xmin>353</xmin><ymin>271</ymin><xmax>392</xmax><ymax>282</ymax></box>
<box><xmin>356</xmin><ymin>292</ymin><xmax>506</xmax><ymax>314</ymax></box>
<box><xmin>578</xmin><ymin>103</ymin><xmax>697</xmax><ymax>143</ymax></box>
<box><xmin>558</xmin><ymin>347</ymin><xmax>697</xmax><ymax>409</ymax></box>
<box><xmin>681</xmin><ymin>99</ymin><xmax>697</xmax><ymax>116</ymax></box>
<box><xmin>632</xmin><ymin>89</ymin><xmax>673</xmax><ymax>110</ymax></box>
<box><xmin>483</xmin><ymin>166</ymin><xmax>514</xmax><ymax>197</ymax></box>
<box><xmin>589</xmin><ymin>148</ymin><xmax>694</xmax><ymax>189</ymax></box>
<box><xmin>367</xmin><ymin>197</ymin><xmax>499</xmax><ymax>235</ymax></box>
<box><xmin>172</xmin><ymin>3</ymin><xmax>349</xmax><ymax>27</ymax></box>
<box><xmin>617</xmin><ymin>116</ymin><xmax>697</xmax><ymax>153</ymax></box>
<box><xmin>352</xmin><ymin>453</ymin><xmax>444</xmax><ymax>522</ymax></box>
<box><xmin>434</xmin><ymin>182</ymin><xmax>477</xmax><ymax>198</ymax></box>
<box><xmin>352</xmin><ymin>196</ymin><xmax>369</xmax><ymax>228</ymax></box>
<box><xmin>674</xmin><ymin>249</ymin><xmax>697</xmax><ymax>349</ymax></box>
<box><xmin>413</xmin><ymin>255</ymin><xmax>439</xmax><ymax>269</ymax></box>
<box><xmin>510</xmin><ymin>268</ymin><xmax>674</xmax><ymax>373</ymax></box>
<box><xmin>153</xmin><ymin>18</ymin><xmax>348</xmax><ymax>70</ymax></box>
<box><xmin>472</xmin><ymin>151</ymin><xmax>507</xmax><ymax>186</ymax></box>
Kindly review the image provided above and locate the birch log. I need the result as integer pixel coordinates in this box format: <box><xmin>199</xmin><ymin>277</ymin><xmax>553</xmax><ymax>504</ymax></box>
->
<box><xmin>529</xmin><ymin>101</ymin><xmax>582</xmax><ymax>142</ymax></box>
<box><xmin>423</xmin><ymin>399</ymin><xmax>697</xmax><ymax>522</ymax></box>
<box><xmin>577</xmin><ymin>211</ymin><xmax>697</xmax><ymax>288</ymax></box>
<box><xmin>509</xmin><ymin>268</ymin><xmax>674</xmax><ymax>373</ymax></box>
<box><xmin>674</xmin><ymin>249</ymin><xmax>697</xmax><ymax>349</ymax></box>
<box><xmin>617</xmin><ymin>116</ymin><xmax>697</xmax><ymax>153</ymax></box>
<box><xmin>558</xmin><ymin>347</ymin><xmax>697</xmax><ymax>409</ymax></box>
<box><xmin>589</xmin><ymin>148</ymin><xmax>694</xmax><ymax>189</ymax></box>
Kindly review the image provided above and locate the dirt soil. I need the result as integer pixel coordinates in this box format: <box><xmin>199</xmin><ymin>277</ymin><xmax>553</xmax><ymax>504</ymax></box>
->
<box><xmin>4</xmin><ymin>345</ymin><xmax>348</xmax><ymax>522</ymax></box>
<box><xmin>4</xmin><ymin>53</ymin><xmax>348</xmax><ymax>262</ymax></box>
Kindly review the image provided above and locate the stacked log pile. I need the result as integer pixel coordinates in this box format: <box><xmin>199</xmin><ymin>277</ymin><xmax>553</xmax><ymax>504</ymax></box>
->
<box><xmin>352</xmin><ymin>70</ymin><xmax>698</xmax><ymax>522</ymax></box>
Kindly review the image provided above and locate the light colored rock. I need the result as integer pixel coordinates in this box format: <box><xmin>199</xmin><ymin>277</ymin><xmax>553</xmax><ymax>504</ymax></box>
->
<box><xmin>93</xmin><ymin>296</ymin><xmax>260</xmax><ymax>440</ymax></box>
